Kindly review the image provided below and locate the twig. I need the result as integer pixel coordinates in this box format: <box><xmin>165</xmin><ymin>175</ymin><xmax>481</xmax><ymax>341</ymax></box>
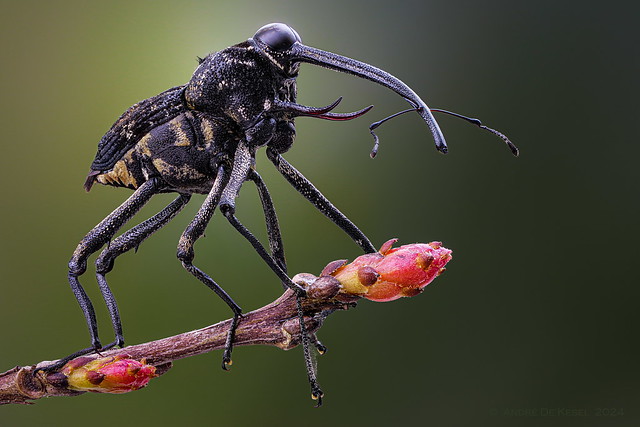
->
<box><xmin>0</xmin><ymin>274</ymin><xmax>356</xmax><ymax>405</ymax></box>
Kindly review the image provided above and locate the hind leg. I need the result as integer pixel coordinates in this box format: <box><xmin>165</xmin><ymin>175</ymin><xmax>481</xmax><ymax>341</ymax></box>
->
<box><xmin>94</xmin><ymin>193</ymin><xmax>191</xmax><ymax>351</ymax></box>
<box><xmin>39</xmin><ymin>178</ymin><xmax>163</xmax><ymax>371</ymax></box>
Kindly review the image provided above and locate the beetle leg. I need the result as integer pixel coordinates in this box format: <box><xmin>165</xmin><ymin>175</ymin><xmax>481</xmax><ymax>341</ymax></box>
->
<box><xmin>266</xmin><ymin>147</ymin><xmax>376</xmax><ymax>254</ymax></box>
<box><xmin>311</xmin><ymin>334</ymin><xmax>328</xmax><ymax>355</ymax></box>
<box><xmin>222</xmin><ymin>208</ymin><xmax>304</xmax><ymax>294</ymax></box>
<box><xmin>251</xmin><ymin>168</ymin><xmax>334</xmax><ymax>394</ymax></box>
<box><xmin>248</xmin><ymin>169</ymin><xmax>332</xmax><ymax>369</ymax></box>
<box><xmin>220</xmin><ymin>142</ymin><xmax>304</xmax><ymax>294</ymax></box>
<box><xmin>296</xmin><ymin>295</ymin><xmax>324</xmax><ymax>406</ymax></box>
<box><xmin>218</xmin><ymin>142</ymin><xmax>320</xmax><ymax>396</ymax></box>
<box><xmin>94</xmin><ymin>193</ymin><xmax>191</xmax><ymax>351</ymax></box>
<box><xmin>222</xmin><ymin>196</ymin><xmax>323</xmax><ymax>404</ymax></box>
<box><xmin>247</xmin><ymin>169</ymin><xmax>287</xmax><ymax>277</ymax></box>
<box><xmin>177</xmin><ymin>166</ymin><xmax>245</xmax><ymax>370</ymax></box>
<box><xmin>38</xmin><ymin>178</ymin><xmax>163</xmax><ymax>372</ymax></box>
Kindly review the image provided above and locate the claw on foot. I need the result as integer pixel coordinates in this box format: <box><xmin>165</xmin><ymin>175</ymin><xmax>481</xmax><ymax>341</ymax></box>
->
<box><xmin>312</xmin><ymin>389</ymin><xmax>324</xmax><ymax>407</ymax></box>
<box><xmin>34</xmin><ymin>344</ymin><xmax>104</xmax><ymax>374</ymax></box>
<box><xmin>315</xmin><ymin>343</ymin><xmax>327</xmax><ymax>355</ymax></box>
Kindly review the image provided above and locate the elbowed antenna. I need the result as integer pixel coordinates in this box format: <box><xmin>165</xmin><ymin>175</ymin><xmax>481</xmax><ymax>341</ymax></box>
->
<box><xmin>289</xmin><ymin>43</ymin><xmax>448</xmax><ymax>154</ymax></box>
<box><xmin>368</xmin><ymin>107</ymin><xmax>520</xmax><ymax>158</ymax></box>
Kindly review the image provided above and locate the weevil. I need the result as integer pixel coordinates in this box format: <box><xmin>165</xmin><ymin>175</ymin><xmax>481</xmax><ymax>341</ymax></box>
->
<box><xmin>41</xmin><ymin>23</ymin><xmax>517</xmax><ymax>405</ymax></box>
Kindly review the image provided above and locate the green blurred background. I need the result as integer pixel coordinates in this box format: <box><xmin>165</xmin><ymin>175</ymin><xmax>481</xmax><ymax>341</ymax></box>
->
<box><xmin>1</xmin><ymin>0</ymin><xmax>637</xmax><ymax>425</ymax></box>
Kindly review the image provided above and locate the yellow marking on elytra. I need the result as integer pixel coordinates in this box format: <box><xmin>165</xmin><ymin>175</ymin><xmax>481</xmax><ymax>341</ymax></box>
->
<box><xmin>138</xmin><ymin>134</ymin><xmax>152</xmax><ymax>156</ymax></box>
<box><xmin>201</xmin><ymin>119</ymin><xmax>214</xmax><ymax>143</ymax></box>
<box><xmin>171</xmin><ymin>117</ymin><xmax>191</xmax><ymax>147</ymax></box>
<box><xmin>152</xmin><ymin>158</ymin><xmax>170</xmax><ymax>174</ymax></box>
<box><xmin>152</xmin><ymin>158</ymin><xmax>207</xmax><ymax>180</ymax></box>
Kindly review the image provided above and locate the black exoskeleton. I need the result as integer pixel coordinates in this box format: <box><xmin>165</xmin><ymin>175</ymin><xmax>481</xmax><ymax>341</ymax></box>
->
<box><xmin>48</xmin><ymin>23</ymin><xmax>517</xmax><ymax>405</ymax></box>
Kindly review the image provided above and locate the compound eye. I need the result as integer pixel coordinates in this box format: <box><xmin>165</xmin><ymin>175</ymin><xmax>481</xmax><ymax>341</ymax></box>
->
<box><xmin>253</xmin><ymin>23</ymin><xmax>301</xmax><ymax>52</ymax></box>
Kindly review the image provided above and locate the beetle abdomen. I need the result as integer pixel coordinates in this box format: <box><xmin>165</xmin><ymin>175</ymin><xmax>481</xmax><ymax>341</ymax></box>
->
<box><xmin>94</xmin><ymin>148</ymin><xmax>141</xmax><ymax>189</ymax></box>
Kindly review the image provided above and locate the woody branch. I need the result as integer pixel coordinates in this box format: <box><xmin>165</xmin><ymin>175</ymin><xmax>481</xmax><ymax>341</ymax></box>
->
<box><xmin>0</xmin><ymin>275</ymin><xmax>351</xmax><ymax>405</ymax></box>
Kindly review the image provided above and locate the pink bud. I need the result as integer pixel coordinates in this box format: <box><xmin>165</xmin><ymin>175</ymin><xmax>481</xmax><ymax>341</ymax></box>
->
<box><xmin>329</xmin><ymin>239</ymin><xmax>452</xmax><ymax>302</ymax></box>
<box><xmin>62</xmin><ymin>354</ymin><xmax>156</xmax><ymax>394</ymax></box>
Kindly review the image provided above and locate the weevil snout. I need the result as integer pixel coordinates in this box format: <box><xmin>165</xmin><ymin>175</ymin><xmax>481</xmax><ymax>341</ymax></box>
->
<box><xmin>250</xmin><ymin>23</ymin><xmax>447</xmax><ymax>154</ymax></box>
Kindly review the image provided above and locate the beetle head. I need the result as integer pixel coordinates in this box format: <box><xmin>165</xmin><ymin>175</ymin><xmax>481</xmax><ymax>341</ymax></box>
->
<box><xmin>250</xmin><ymin>23</ymin><xmax>447</xmax><ymax>154</ymax></box>
<box><xmin>251</xmin><ymin>23</ymin><xmax>303</xmax><ymax>77</ymax></box>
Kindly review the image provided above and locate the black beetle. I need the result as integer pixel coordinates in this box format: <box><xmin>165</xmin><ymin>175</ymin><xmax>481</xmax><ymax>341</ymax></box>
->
<box><xmin>44</xmin><ymin>23</ymin><xmax>517</xmax><ymax>405</ymax></box>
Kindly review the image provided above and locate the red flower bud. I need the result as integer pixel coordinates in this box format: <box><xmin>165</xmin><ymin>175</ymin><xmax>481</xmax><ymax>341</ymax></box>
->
<box><xmin>61</xmin><ymin>354</ymin><xmax>156</xmax><ymax>394</ymax></box>
<box><xmin>328</xmin><ymin>239</ymin><xmax>452</xmax><ymax>302</ymax></box>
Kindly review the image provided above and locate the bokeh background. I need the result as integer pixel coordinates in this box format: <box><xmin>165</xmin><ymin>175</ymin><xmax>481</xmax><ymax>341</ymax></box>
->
<box><xmin>1</xmin><ymin>0</ymin><xmax>637</xmax><ymax>425</ymax></box>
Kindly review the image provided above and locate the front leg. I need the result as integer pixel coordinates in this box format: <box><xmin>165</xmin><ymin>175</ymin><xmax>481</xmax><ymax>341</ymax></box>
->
<box><xmin>266</xmin><ymin>147</ymin><xmax>376</xmax><ymax>253</ymax></box>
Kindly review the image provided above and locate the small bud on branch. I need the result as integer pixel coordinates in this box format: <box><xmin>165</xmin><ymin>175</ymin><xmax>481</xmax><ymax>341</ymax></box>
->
<box><xmin>327</xmin><ymin>239</ymin><xmax>452</xmax><ymax>301</ymax></box>
<box><xmin>47</xmin><ymin>355</ymin><xmax>157</xmax><ymax>394</ymax></box>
